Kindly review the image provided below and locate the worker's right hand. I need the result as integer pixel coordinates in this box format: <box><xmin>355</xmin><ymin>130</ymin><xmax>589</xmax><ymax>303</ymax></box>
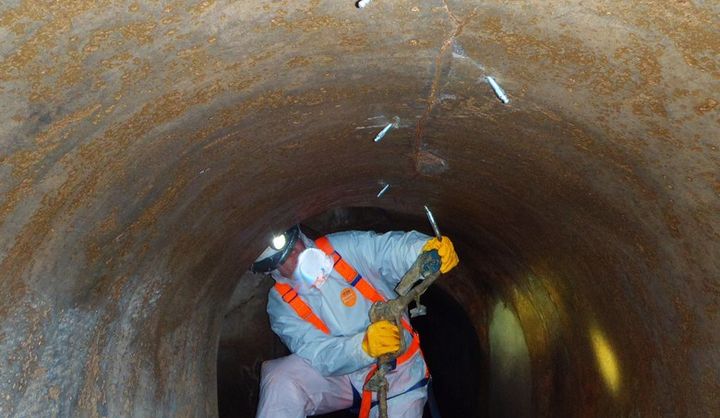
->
<box><xmin>423</xmin><ymin>236</ymin><xmax>459</xmax><ymax>273</ymax></box>
<box><xmin>362</xmin><ymin>320</ymin><xmax>401</xmax><ymax>358</ymax></box>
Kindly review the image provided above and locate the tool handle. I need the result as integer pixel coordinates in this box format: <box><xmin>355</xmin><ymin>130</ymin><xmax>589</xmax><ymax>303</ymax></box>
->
<box><xmin>377</xmin><ymin>383</ymin><xmax>389</xmax><ymax>418</ymax></box>
<box><xmin>364</xmin><ymin>250</ymin><xmax>443</xmax><ymax>418</ymax></box>
<box><xmin>394</xmin><ymin>250</ymin><xmax>441</xmax><ymax>296</ymax></box>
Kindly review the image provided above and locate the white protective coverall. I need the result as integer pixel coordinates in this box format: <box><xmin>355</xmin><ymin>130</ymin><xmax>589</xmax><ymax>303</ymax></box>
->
<box><xmin>256</xmin><ymin>230</ymin><xmax>431</xmax><ymax>418</ymax></box>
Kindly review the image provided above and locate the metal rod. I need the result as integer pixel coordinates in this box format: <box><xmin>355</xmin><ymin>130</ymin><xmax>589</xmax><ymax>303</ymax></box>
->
<box><xmin>373</xmin><ymin>123</ymin><xmax>392</xmax><ymax>142</ymax></box>
<box><xmin>424</xmin><ymin>205</ymin><xmax>442</xmax><ymax>240</ymax></box>
<box><xmin>485</xmin><ymin>76</ymin><xmax>510</xmax><ymax>104</ymax></box>
<box><xmin>376</xmin><ymin>183</ymin><xmax>390</xmax><ymax>198</ymax></box>
<box><xmin>373</xmin><ymin>116</ymin><xmax>399</xmax><ymax>142</ymax></box>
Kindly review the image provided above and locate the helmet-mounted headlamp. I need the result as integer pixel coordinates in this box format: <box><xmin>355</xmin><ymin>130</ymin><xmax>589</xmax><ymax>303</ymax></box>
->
<box><xmin>251</xmin><ymin>225</ymin><xmax>300</xmax><ymax>273</ymax></box>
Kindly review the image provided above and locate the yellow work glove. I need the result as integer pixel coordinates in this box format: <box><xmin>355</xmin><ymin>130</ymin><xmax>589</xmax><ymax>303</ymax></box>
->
<box><xmin>422</xmin><ymin>236</ymin><xmax>459</xmax><ymax>273</ymax></box>
<box><xmin>362</xmin><ymin>320</ymin><xmax>401</xmax><ymax>358</ymax></box>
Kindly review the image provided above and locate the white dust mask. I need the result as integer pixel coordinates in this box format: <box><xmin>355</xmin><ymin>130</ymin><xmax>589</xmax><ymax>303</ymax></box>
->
<box><xmin>297</xmin><ymin>248</ymin><xmax>334</xmax><ymax>289</ymax></box>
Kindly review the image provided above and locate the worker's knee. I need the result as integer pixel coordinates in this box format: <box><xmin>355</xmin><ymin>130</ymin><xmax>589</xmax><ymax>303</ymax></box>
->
<box><xmin>259</xmin><ymin>357</ymin><xmax>307</xmax><ymax>400</ymax></box>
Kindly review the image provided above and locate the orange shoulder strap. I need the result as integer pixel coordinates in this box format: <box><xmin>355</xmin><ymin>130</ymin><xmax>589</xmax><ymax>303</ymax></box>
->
<box><xmin>312</xmin><ymin>237</ymin><xmax>425</xmax><ymax>418</ymax></box>
<box><xmin>274</xmin><ymin>282</ymin><xmax>330</xmax><ymax>335</ymax></box>
<box><xmin>316</xmin><ymin>236</ymin><xmax>416</xmax><ymax>335</ymax></box>
<box><xmin>315</xmin><ymin>236</ymin><xmax>386</xmax><ymax>303</ymax></box>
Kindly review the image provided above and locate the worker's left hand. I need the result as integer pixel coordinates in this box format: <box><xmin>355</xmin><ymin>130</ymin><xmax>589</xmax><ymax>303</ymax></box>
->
<box><xmin>422</xmin><ymin>236</ymin><xmax>459</xmax><ymax>273</ymax></box>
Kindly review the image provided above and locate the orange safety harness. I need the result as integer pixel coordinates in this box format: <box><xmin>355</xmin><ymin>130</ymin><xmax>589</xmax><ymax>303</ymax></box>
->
<box><xmin>273</xmin><ymin>236</ymin><xmax>425</xmax><ymax>418</ymax></box>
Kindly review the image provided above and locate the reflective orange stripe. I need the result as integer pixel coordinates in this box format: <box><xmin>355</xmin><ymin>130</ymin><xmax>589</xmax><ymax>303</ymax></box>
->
<box><xmin>274</xmin><ymin>282</ymin><xmax>330</xmax><ymax>335</ymax></box>
<box><xmin>314</xmin><ymin>236</ymin><xmax>425</xmax><ymax>418</ymax></box>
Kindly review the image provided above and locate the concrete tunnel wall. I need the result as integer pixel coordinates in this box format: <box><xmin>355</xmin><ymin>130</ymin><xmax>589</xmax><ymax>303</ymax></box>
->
<box><xmin>0</xmin><ymin>0</ymin><xmax>718</xmax><ymax>416</ymax></box>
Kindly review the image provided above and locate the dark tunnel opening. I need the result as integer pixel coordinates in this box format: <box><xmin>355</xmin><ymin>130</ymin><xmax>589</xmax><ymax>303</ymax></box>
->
<box><xmin>408</xmin><ymin>286</ymin><xmax>488</xmax><ymax>417</ymax></box>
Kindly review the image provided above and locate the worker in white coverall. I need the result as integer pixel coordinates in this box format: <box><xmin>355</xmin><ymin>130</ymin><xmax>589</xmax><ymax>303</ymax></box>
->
<box><xmin>251</xmin><ymin>225</ymin><xmax>459</xmax><ymax>418</ymax></box>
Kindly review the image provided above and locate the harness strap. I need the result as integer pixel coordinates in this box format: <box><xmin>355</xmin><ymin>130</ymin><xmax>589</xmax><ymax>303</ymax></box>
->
<box><xmin>358</xmin><ymin>332</ymin><xmax>426</xmax><ymax>418</ymax></box>
<box><xmin>316</xmin><ymin>236</ymin><xmax>416</xmax><ymax>334</ymax></box>
<box><xmin>351</xmin><ymin>376</ymin><xmax>431</xmax><ymax>411</ymax></box>
<box><xmin>273</xmin><ymin>282</ymin><xmax>330</xmax><ymax>335</ymax></box>
<box><xmin>316</xmin><ymin>236</ymin><xmax>386</xmax><ymax>303</ymax></box>
<box><xmin>315</xmin><ymin>237</ymin><xmax>425</xmax><ymax>418</ymax></box>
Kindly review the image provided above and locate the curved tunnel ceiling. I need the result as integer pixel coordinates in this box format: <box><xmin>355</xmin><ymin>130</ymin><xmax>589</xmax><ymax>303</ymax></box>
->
<box><xmin>1</xmin><ymin>0</ymin><xmax>719</xmax><ymax>416</ymax></box>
